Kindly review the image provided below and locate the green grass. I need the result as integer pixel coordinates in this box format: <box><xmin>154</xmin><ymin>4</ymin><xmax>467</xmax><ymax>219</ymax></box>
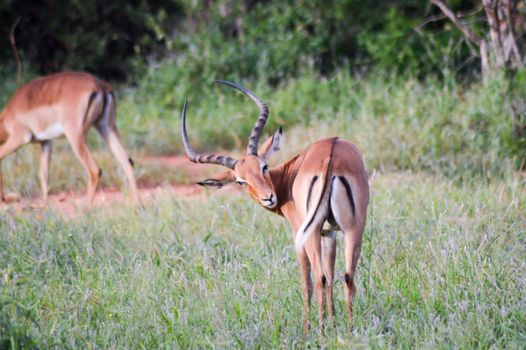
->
<box><xmin>0</xmin><ymin>65</ymin><xmax>525</xmax><ymax>348</ymax></box>
<box><xmin>114</xmin><ymin>67</ymin><xmax>524</xmax><ymax>180</ymax></box>
<box><xmin>1</xmin><ymin>172</ymin><xmax>524</xmax><ymax>348</ymax></box>
<box><xmin>1</xmin><ymin>67</ymin><xmax>524</xmax><ymax>196</ymax></box>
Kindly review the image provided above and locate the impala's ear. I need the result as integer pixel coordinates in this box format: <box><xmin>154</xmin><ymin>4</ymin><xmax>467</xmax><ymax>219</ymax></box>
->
<box><xmin>197</xmin><ymin>170</ymin><xmax>236</xmax><ymax>189</ymax></box>
<box><xmin>259</xmin><ymin>127</ymin><xmax>283</xmax><ymax>162</ymax></box>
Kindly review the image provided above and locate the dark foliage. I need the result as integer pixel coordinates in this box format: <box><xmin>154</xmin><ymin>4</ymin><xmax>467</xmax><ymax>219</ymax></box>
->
<box><xmin>0</xmin><ymin>0</ymin><xmax>487</xmax><ymax>81</ymax></box>
<box><xmin>0</xmin><ymin>0</ymin><xmax>181</xmax><ymax>80</ymax></box>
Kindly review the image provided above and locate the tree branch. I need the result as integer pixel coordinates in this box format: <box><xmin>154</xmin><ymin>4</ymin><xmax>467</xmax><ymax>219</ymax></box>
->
<box><xmin>505</xmin><ymin>0</ymin><xmax>523</xmax><ymax>66</ymax></box>
<box><xmin>483</xmin><ymin>0</ymin><xmax>505</xmax><ymax>66</ymax></box>
<box><xmin>9</xmin><ymin>17</ymin><xmax>22</xmax><ymax>85</ymax></box>
<box><xmin>430</xmin><ymin>0</ymin><xmax>483</xmax><ymax>46</ymax></box>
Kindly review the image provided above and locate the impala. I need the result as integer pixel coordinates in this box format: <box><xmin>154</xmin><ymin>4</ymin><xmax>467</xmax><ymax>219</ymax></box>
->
<box><xmin>181</xmin><ymin>81</ymin><xmax>369</xmax><ymax>334</ymax></box>
<box><xmin>0</xmin><ymin>72</ymin><xmax>139</xmax><ymax>204</ymax></box>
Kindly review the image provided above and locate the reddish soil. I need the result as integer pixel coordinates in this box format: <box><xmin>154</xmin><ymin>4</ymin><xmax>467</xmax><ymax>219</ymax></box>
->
<box><xmin>3</xmin><ymin>156</ymin><xmax>214</xmax><ymax>218</ymax></box>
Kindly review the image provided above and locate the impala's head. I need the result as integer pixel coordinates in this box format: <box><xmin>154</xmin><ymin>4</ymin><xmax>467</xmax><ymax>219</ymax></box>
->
<box><xmin>181</xmin><ymin>81</ymin><xmax>282</xmax><ymax>209</ymax></box>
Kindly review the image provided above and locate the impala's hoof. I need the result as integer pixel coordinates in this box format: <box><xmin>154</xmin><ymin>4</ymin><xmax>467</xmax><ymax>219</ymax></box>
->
<box><xmin>4</xmin><ymin>192</ymin><xmax>21</xmax><ymax>204</ymax></box>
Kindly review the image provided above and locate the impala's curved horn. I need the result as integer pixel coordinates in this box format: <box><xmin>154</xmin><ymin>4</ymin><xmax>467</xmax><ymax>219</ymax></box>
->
<box><xmin>215</xmin><ymin>80</ymin><xmax>269</xmax><ymax>156</ymax></box>
<box><xmin>181</xmin><ymin>97</ymin><xmax>237</xmax><ymax>169</ymax></box>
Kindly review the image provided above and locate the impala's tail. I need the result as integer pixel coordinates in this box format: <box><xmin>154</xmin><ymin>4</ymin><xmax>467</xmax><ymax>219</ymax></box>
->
<box><xmin>294</xmin><ymin>159</ymin><xmax>333</xmax><ymax>251</ymax></box>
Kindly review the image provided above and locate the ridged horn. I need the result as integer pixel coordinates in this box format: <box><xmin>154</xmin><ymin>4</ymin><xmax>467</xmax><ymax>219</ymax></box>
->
<box><xmin>215</xmin><ymin>80</ymin><xmax>269</xmax><ymax>156</ymax></box>
<box><xmin>181</xmin><ymin>97</ymin><xmax>237</xmax><ymax>169</ymax></box>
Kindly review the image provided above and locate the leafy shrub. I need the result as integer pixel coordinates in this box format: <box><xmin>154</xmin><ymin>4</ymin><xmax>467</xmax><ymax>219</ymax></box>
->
<box><xmin>0</xmin><ymin>0</ymin><xmax>480</xmax><ymax>81</ymax></box>
<box><xmin>0</xmin><ymin>0</ymin><xmax>180</xmax><ymax>80</ymax></box>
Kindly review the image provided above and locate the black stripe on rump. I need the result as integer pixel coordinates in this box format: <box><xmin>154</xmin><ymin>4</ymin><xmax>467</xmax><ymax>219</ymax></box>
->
<box><xmin>83</xmin><ymin>92</ymin><xmax>98</xmax><ymax>126</ymax></box>
<box><xmin>305</xmin><ymin>176</ymin><xmax>318</xmax><ymax>211</ymax></box>
<box><xmin>339</xmin><ymin>176</ymin><xmax>356</xmax><ymax>217</ymax></box>
<box><xmin>302</xmin><ymin>138</ymin><xmax>337</xmax><ymax>235</ymax></box>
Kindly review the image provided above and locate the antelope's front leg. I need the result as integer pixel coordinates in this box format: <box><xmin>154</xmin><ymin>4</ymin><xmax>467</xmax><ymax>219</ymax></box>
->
<box><xmin>297</xmin><ymin>248</ymin><xmax>312</xmax><ymax>336</ymax></box>
<box><xmin>39</xmin><ymin>141</ymin><xmax>52</xmax><ymax>202</ymax></box>
<box><xmin>0</xmin><ymin>134</ymin><xmax>28</xmax><ymax>203</ymax></box>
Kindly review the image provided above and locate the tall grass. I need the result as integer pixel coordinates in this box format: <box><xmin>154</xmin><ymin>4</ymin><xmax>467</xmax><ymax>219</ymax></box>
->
<box><xmin>0</xmin><ymin>64</ymin><xmax>524</xmax><ymax>348</ymax></box>
<box><xmin>119</xmin><ymin>67</ymin><xmax>523</xmax><ymax>179</ymax></box>
<box><xmin>1</xmin><ymin>65</ymin><xmax>523</xmax><ymax>197</ymax></box>
<box><xmin>1</xmin><ymin>173</ymin><xmax>524</xmax><ymax>348</ymax></box>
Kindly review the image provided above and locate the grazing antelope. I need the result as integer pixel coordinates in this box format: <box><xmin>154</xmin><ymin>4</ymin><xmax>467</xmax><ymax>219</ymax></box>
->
<box><xmin>181</xmin><ymin>81</ymin><xmax>369</xmax><ymax>334</ymax></box>
<box><xmin>0</xmin><ymin>72</ymin><xmax>139</xmax><ymax>204</ymax></box>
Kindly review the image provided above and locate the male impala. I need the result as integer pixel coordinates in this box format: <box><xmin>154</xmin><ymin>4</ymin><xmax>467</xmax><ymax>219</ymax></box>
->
<box><xmin>181</xmin><ymin>81</ymin><xmax>369</xmax><ymax>334</ymax></box>
<box><xmin>0</xmin><ymin>72</ymin><xmax>139</xmax><ymax>204</ymax></box>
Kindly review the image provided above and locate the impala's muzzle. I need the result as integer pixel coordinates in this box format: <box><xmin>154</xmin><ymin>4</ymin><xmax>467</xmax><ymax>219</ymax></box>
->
<box><xmin>261</xmin><ymin>193</ymin><xmax>277</xmax><ymax>208</ymax></box>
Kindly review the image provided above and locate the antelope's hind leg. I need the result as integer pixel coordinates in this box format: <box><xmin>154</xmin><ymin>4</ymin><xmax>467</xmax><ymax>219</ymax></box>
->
<box><xmin>303</xmin><ymin>226</ymin><xmax>327</xmax><ymax>334</ymax></box>
<box><xmin>95</xmin><ymin>93</ymin><xmax>139</xmax><ymax>204</ymax></box>
<box><xmin>321</xmin><ymin>230</ymin><xmax>336</xmax><ymax>326</ymax></box>
<box><xmin>66</xmin><ymin>133</ymin><xmax>101</xmax><ymax>205</ymax></box>
<box><xmin>297</xmin><ymin>247</ymin><xmax>313</xmax><ymax>336</ymax></box>
<box><xmin>330</xmin><ymin>176</ymin><xmax>367</xmax><ymax>333</ymax></box>
<box><xmin>65</xmin><ymin>94</ymin><xmax>103</xmax><ymax>205</ymax></box>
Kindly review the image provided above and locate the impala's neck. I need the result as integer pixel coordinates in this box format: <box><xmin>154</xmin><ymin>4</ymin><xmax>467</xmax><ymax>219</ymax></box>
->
<box><xmin>268</xmin><ymin>154</ymin><xmax>304</xmax><ymax>216</ymax></box>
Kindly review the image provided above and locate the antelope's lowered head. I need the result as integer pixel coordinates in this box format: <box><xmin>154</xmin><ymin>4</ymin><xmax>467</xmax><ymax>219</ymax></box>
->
<box><xmin>181</xmin><ymin>81</ymin><xmax>282</xmax><ymax>209</ymax></box>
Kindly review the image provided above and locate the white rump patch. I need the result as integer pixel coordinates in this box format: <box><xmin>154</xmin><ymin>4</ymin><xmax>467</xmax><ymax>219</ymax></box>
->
<box><xmin>35</xmin><ymin>122</ymin><xmax>64</xmax><ymax>141</ymax></box>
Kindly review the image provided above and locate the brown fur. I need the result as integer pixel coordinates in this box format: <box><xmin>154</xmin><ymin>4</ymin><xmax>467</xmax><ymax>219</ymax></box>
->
<box><xmin>0</xmin><ymin>72</ymin><xmax>138</xmax><ymax>204</ymax></box>
<box><xmin>199</xmin><ymin>136</ymin><xmax>369</xmax><ymax>335</ymax></box>
<box><xmin>183</xmin><ymin>82</ymin><xmax>369</xmax><ymax>335</ymax></box>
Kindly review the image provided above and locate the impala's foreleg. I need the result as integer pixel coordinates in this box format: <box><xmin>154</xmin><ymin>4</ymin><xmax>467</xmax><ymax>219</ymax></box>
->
<box><xmin>39</xmin><ymin>140</ymin><xmax>52</xmax><ymax>202</ymax></box>
<box><xmin>0</xmin><ymin>133</ymin><xmax>29</xmax><ymax>202</ymax></box>
<box><xmin>321</xmin><ymin>231</ymin><xmax>336</xmax><ymax>325</ymax></box>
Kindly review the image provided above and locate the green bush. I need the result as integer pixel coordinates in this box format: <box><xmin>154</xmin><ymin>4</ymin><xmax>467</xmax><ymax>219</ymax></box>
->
<box><xmin>0</xmin><ymin>0</ymin><xmax>180</xmax><ymax>80</ymax></box>
<box><xmin>0</xmin><ymin>1</ymin><xmax>480</xmax><ymax>81</ymax></box>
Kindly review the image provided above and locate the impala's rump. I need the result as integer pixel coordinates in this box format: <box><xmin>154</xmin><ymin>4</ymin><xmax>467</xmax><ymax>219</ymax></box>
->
<box><xmin>294</xmin><ymin>138</ymin><xmax>368</xmax><ymax>250</ymax></box>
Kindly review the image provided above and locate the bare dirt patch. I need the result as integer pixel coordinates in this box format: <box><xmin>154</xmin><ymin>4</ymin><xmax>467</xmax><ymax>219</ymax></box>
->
<box><xmin>3</xmin><ymin>156</ymin><xmax>221</xmax><ymax>218</ymax></box>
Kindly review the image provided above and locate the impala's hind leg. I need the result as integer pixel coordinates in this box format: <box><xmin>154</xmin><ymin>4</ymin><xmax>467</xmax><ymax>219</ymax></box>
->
<box><xmin>342</xmin><ymin>227</ymin><xmax>362</xmax><ymax>332</ymax></box>
<box><xmin>321</xmin><ymin>230</ymin><xmax>336</xmax><ymax>326</ymax></box>
<box><xmin>66</xmin><ymin>133</ymin><xmax>101</xmax><ymax>205</ymax></box>
<box><xmin>96</xmin><ymin>92</ymin><xmax>139</xmax><ymax>204</ymax></box>
<box><xmin>330</xmin><ymin>176</ymin><xmax>367</xmax><ymax>332</ymax></box>
<box><xmin>303</xmin><ymin>226</ymin><xmax>326</xmax><ymax>334</ymax></box>
<box><xmin>297</xmin><ymin>247</ymin><xmax>313</xmax><ymax>336</ymax></box>
<box><xmin>65</xmin><ymin>94</ymin><xmax>103</xmax><ymax>205</ymax></box>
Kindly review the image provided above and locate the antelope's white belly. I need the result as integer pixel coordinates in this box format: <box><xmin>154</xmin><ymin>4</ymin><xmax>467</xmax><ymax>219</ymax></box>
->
<box><xmin>35</xmin><ymin>122</ymin><xmax>64</xmax><ymax>141</ymax></box>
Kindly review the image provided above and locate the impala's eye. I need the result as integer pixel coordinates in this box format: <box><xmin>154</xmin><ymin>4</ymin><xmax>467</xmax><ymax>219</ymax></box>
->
<box><xmin>262</xmin><ymin>164</ymin><xmax>269</xmax><ymax>173</ymax></box>
<box><xmin>236</xmin><ymin>180</ymin><xmax>246</xmax><ymax>186</ymax></box>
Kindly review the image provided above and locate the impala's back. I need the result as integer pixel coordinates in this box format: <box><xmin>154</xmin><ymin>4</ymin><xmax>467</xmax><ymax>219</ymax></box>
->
<box><xmin>2</xmin><ymin>72</ymin><xmax>111</xmax><ymax>142</ymax></box>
